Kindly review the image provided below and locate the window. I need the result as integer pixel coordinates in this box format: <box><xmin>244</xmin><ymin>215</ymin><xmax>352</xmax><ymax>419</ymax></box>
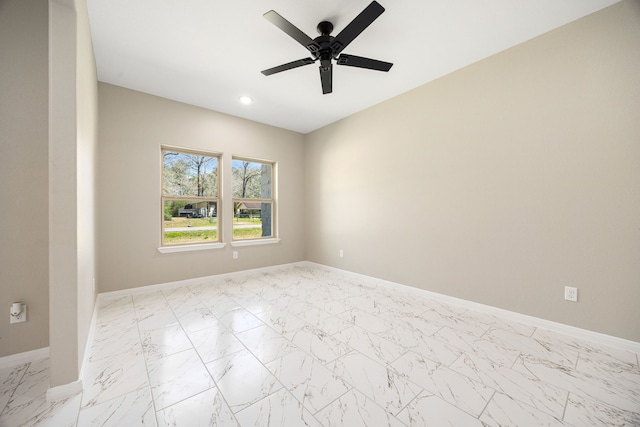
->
<box><xmin>162</xmin><ymin>147</ymin><xmax>220</xmax><ymax>246</ymax></box>
<box><xmin>232</xmin><ymin>157</ymin><xmax>276</xmax><ymax>240</ymax></box>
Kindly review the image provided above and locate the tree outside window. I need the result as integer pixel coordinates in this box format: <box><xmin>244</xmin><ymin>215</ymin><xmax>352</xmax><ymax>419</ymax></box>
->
<box><xmin>162</xmin><ymin>147</ymin><xmax>220</xmax><ymax>246</ymax></box>
<box><xmin>232</xmin><ymin>158</ymin><xmax>275</xmax><ymax>240</ymax></box>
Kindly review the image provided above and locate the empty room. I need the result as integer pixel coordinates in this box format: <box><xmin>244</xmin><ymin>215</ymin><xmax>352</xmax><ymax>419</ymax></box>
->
<box><xmin>1</xmin><ymin>0</ymin><xmax>639</xmax><ymax>425</ymax></box>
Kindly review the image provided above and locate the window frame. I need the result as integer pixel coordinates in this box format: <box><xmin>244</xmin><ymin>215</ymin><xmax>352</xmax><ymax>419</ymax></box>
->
<box><xmin>160</xmin><ymin>146</ymin><xmax>222</xmax><ymax>248</ymax></box>
<box><xmin>231</xmin><ymin>156</ymin><xmax>277</xmax><ymax>242</ymax></box>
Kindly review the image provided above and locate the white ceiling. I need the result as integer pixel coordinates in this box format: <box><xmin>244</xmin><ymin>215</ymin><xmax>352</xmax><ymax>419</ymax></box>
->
<box><xmin>87</xmin><ymin>0</ymin><xmax>618</xmax><ymax>134</ymax></box>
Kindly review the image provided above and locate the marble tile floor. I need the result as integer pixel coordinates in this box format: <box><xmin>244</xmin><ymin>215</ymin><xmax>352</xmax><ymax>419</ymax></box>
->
<box><xmin>1</xmin><ymin>264</ymin><xmax>639</xmax><ymax>426</ymax></box>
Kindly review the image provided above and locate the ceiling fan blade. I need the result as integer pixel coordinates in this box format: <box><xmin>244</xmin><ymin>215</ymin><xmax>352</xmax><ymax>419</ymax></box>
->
<box><xmin>337</xmin><ymin>54</ymin><xmax>393</xmax><ymax>72</ymax></box>
<box><xmin>319</xmin><ymin>63</ymin><xmax>333</xmax><ymax>94</ymax></box>
<box><xmin>261</xmin><ymin>58</ymin><xmax>316</xmax><ymax>76</ymax></box>
<box><xmin>264</xmin><ymin>10</ymin><xmax>320</xmax><ymax>53</ymax></box>
<box><xmin>331</xmin><ymin>1</ymin><xmax>385</xmax><ymax>56</ymax></box>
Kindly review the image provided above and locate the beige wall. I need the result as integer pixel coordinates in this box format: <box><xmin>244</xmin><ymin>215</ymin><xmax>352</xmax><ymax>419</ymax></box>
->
<box><xmin>49</xmin><ymin>0</ymin><xmax>79</xmax><ymax>385</ymax></box>
<box><xmin>305</xmin><ymin>1</ymin><xmax>640</xmax><ymax>342</ymax></box>
<box><xmin>97</xmin><ymin>84</ymin><xmax>306</xmax><ymax>292</ymax></box>
<box><xmin>75</xmin><ymin>0</ymin><xmax>98</xmax><ymax>378</ymax></box>
<box><xmin>48</xmin><ymin>0</ymin><xmax>98</xmax><ymax>386</ymax></box>
<box><xmin>0</xmin><ymin>0</ymin><xmax>98</xmax><ymax>384</ymax></box>
<box><xmin>2</xmin><ymin>0</ymin><xmax>636</xmax><ymax>372</ymax></box>
<box><xmin>0</xmin><ymin>0</ymin><xmax>50</xmax><ymax>357</ymax></box>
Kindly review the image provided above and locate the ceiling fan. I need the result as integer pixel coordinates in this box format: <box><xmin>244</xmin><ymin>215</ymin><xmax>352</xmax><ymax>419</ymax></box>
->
<box><xmin>261</xmin><ymin>1</ymin><xmax>393</xmax><ymax>95</ymax></box>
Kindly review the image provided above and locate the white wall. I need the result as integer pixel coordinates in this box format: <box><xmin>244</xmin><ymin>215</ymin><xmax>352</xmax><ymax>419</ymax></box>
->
<box><xmin>305</xmin><ymin>1</ymin><xmax>640</xmax><ymax>342</ymax></box>
<box><xmin>97</xmin><ymin>84</ymin><xmax>306</xmax><ymax>292</ymax></box>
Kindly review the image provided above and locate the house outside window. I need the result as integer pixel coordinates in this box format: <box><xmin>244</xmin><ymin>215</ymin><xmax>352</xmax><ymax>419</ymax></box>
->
<box><xmin>232</xmin><ymin>157</ymin><xmax>276</xmax><ymax>240</ymax></box>
<box><xmin>161</xmin><ymin>147</ymin><xmax>220</xmax><ymax>246</ymax></box>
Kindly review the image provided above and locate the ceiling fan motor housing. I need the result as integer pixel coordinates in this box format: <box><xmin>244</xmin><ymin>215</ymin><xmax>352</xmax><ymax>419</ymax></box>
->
<box><xmin>313</xmin><ymin>34</ymin><xmax>335</xmax><ymax>61</ymax></box>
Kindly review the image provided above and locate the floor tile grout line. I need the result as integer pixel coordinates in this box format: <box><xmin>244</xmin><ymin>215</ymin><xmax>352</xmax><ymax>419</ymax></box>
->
<box><xmin>449</xmin><ymin>354</ymin><xmax>569</xmax><ymax>422</ymax></box>
<box><xmin>77</xmin><ymin>296</ymin><xmax>150</xmax><ymax>420</ymax></box>
<box><xmin>306</xmin><ymin>346</ymin><xmax>413</xmax><ymax>423</ymax></box>
<box><xmin>476</xmin><ymin>388</ymin><xmax>496</xmax><ymax>421</ymax></box>
<box><xmin>306</xmin><ymin>386</ymin><xmax>354</xmax><ymax>421</ymax></box>
<box><xmin>561</xmin><ymin>390</ymin><xmax>571</xmax><ymax>422</ymax></box>
<box><xmin>229</xmin><ymin>381</ymin><xmax>287</xmax><ymax>419</ymax></box>
<box><xmin>7</xmin><ymin>265</ymin><xmax>639</xmax><ymax>426</ymax></box>
<box><xmin>260</xmin><ymin>326</ymin><xmax>397</xmax><ymax>424</ymax></box>
<box><xmin>509</xmin><ymin>352</ymin><xmax>522</xmax><ymax>369</ymax></box>
<box><xmin>224</xmin><ymin>308</ymin><xmax>291</xmax><ymax>417</ymax></box>
<box><xmin>152</xmin><ymin>282</ymin><xmax>245</xmax><ymax>424</ymax></box>
<box><xmin>131</xmin><ymin>293</ymin><xmax>161</xmax><ymax>426</ymax></box>
<box><xmin>288</xmin><ymin>271</ymin><xmax>628</xmax><ymax>419</ymax></box>
<box><xmin>239</xmin><ymin>270</ymin><xmax>616</xmax><ymax>422</ymax></box>
<box><xmin>0</xmin><ymin>361</ymin><xmax>31</xmax><ymax>418</ymax></box>
<box><xmin>508</xmin><ymin>355</ymin><xmax>625</xmax><ymax>420</ymax></box>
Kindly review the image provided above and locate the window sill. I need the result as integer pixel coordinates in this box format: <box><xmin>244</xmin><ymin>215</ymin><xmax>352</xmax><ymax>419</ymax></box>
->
<box><xmin>230</xmin><ymin>238</ymin><xmax>281</xmax><ymax>247</ymax></box>
<box><xmin>157</xmin><ymin>242</ymin><xmax>227</xmax><ymax>253</ymax></box>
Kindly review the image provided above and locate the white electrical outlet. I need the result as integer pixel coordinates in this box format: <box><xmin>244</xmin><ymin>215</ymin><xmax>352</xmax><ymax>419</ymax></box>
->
<box><xmin>564</xmin><ymin>286</ymin><xmax>578</xmax><ymax>302</ymax></box>
<box><xmin>233</xmin><ymin>251</ymin><xmax>238</xmax><ymax>259</ymax></box>
<box><xmin>10</xmin><ymin>303</ymin><xmax>27</xmax><ymax>324</ymax></box>
<box><xmin>339</xmin><ymin>249</ymin><xmax>344</xmax><ymax>258</ymax></box>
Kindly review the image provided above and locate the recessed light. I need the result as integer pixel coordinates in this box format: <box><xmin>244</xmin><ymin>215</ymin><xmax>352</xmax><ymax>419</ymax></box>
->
<box><xmin>239</xmin><ymin>96</ymin><xmax>252</xmax><ymax>105</ymax></box>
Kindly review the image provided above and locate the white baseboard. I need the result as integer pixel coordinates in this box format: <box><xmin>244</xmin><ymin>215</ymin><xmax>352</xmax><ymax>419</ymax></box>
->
<box><xmin>304</xmin><ymin>262</ymin><xmax>640</xmax><ymax>354</ymax></box>
<box><xmin>46</xmin><ymin>379</ymin><xmax>83</xmax><ymax>402</ymax></box>
<box><xmin>97</xmin><ymin>261</ymin><xmax>308</xmax><ymax>300</ymax></box>
<box><xmin>79</xmin><ymin>301</ymin><xmax>99</xmax><ymax>380</ymax></box>
<box><xmin>0</xmin><ymin>347</ymin><xmax>49</xmax><ymax>369</ymax></box>
<box><xmin>96</xmin><ymin>260</ymin><xmax>639</xmax><ymax>354</ymax></box>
